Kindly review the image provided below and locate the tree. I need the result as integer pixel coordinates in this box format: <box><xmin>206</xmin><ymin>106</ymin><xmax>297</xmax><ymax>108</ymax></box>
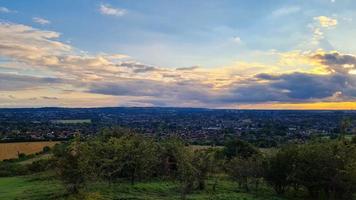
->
<box><xmin>54</xmin><ymin>138</ymin><xmax>85</xmax><ymax>194</ymax></box>
<box><xmin>264</xmin><ymin>145</ymin><xmax>299</xmax><ymax>195</ymax></box>
<box><xmin>81</xmin><ymin>133</ymin><xmax>159</xmax><ymax>184</ymax></box>
<box><xmin>175</xmin><ymin>146</ymin><xmax>197</xmax><ymax>200</ymax></box>
<box><xmin>158</xmin><ymin>137</ymin><xmax>186</xmax><ymax>178</ymax></box>
<box><xmin>351</xmin><ymin>135</ymin><xmax>356</xmax><ymax>144</ymax></box>
<box><xmin>265</xmin><ymin>141</ymin><xmax>356</xmax><ymax>199</ymax></box>
<box><xmin>223</xmin><ymin>139</ymin><xmax>260</xmax><ymax>159</ymax></box>
<box><xmin>226</xmin><ymin>155</ymin><xmax>264</xmax><ymax>192</ymax></box>
<box><xmin>294</xmin><ymin>141</ymin><xmax>356</xmax><ymax>199</ymax></box>
<box><xmin>192</xmin><ymin>148</ymin><xmax>218</xmax><ymax>190</ymax></box>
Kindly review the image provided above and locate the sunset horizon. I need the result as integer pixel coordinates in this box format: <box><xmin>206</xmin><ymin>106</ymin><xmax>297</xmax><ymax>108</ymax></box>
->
<box><xmin>1</xmin><ymin>0</ymin><xmax>356</xmax><ymax>109</ymax></box>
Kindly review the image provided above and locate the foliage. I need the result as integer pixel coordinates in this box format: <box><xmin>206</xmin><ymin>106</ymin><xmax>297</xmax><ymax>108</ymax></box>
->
<box><xmin>2</xmin><ymin>127</ymin><xmax>355</xmax><ymax>200</ymax></box>
<box><xmin>264</xmin><ymin>140</ymin><xmax>356</xmax><ymax>199</ymax></box>
<box><xmin>223</xmin><ymin>139</ymin><xmax>260</xmax><ymax>159</ymax></box>
<box><xmin>264</xmin><ymin>145</ymin><xmax>299</xmax><ymax>195</ymax></box>
<box><xmin>80</xmin><ymin>133</ymin><xmax>159</xmax><ymax>184</ymax></box>
<box><xmin>226</xmin><ymin>155</ymin><xmax>265</xmax><ymax>192</ymax></box>
<box><xmin>53</xmin><ymin>138</ymin><xmax>85</xmax><ymax>194</ymax></box>
<box><xmin>0</xmin><ymin>162</ymin><xmax>29</xmax><ymax>177</ymax></box>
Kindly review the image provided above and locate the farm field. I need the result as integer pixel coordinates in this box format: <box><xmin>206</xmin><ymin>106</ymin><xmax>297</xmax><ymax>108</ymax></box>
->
<box><xmin>0</xmin><ymin>141</ymin><xmax>59</xmax><ymax>160</ymax></box>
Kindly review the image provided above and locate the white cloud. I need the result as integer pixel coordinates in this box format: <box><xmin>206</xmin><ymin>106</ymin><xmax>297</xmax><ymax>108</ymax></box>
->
<box><xmin>314</xmin><ymin>16</ymin><xmax>338</xmax><ymax>28</ymax></box>
<box><xmin>0</xmin><ymin>6</ymin><xmax>12</xmax><ymax>13</ymax></box>
<box><xmin>32</xmin><ymin>17</ymin><xmax>51</xmax><ymax>25</ymax></box>
<box><xmin>272</xmin><ymin>6</ymin><xmax>300</xmax><ymax>17</ymax></box>
<box><xmin>99</xmin><ymin>3</ymin><xmax>126</xmax><ymax>17</ymax></box>
<box><xmin>232</xmin><ymin>36</ymin><xmax>242</xmax><ymax>44</ymax></box>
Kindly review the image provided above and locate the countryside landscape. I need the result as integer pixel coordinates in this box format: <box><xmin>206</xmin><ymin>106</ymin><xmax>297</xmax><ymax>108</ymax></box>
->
<box><xmin>0</xmin><ymin>108</ymin><xmax>355</xmax><ymax>200</ymax></box>
<box><xmin>1</xmin><ymin>0</ymin><xmax>356</xmax><ymax>199</ymax></box>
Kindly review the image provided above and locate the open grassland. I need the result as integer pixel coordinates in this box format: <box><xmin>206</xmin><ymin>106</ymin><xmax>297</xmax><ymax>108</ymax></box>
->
<box><xmin>0</xmin><ymin>141</ymin><xmax>59</xmax><ymax>160</ymax></box>
<box><xmin>0</xmin><ymin>174</ymin><xmax>291</xmax><ymax>200</ymax></box>
<box><xmin>0</xmin><ymin>174</ymin><xmax>64</xmax><ymax>200</ymax></box>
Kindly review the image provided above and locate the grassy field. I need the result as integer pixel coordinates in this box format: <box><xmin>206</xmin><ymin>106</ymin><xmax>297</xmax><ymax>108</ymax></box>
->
<box><xmin>0</xmin><ymin>174</ymin><xmax>64</xmax><ymax>200</ymax></box>
<box><xmin>0</xmin><ymin>174</ymin><xmax>289</xmax><ymax>200</ymax></box>
<box><xmin>0</xmin><ymin>141</ymin><xmax>59</xmax><ymax>160</ymax></box>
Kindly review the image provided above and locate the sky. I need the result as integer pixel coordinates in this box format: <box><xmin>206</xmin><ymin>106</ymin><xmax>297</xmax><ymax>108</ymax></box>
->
<box><xmin>0</xmin><ymin>0</ymin><xmax>356</xmax><ymax>109</ymax></box>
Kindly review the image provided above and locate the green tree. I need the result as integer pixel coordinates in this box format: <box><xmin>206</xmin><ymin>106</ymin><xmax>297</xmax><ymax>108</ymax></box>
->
<box><xmin>264</xmin><ymin>145</ymin><xmax>299</xmax><ymax>195</ymax></box>
<box><xmin>158</xmin><ymin>137</ymin><xmax>186</xmax><ymax>178</ymax></box>
<box><xmin>79</xmin><ymin>132</ymin><xmax>159</xmax><ymax>184</ymax></box>
<box><xmin>227</xmin><ymin>155</ymin><xmax>264</xmax><ymax>192</ymax></box>
<box><xmin>192</xmin><ymin>148</ymin><xmax>218</xmax><ymax>190</ymax></box>
<box><xmin>54</xmin><ymin>138</ymin><xmax>85</xmax><ymax>194</ymax></box>
<box><xmin>295</xmin><ymin>141</ymin><xmax>356</xmax><ymax>199</ymax></box>
<box><xmin>175</xmin><ymin>146</ymin><xmax>197</xmax><ymax>200</ymax></box>
<box><xmin>223</xmin><ymin>139</ymin><xmax>260</xmax><ymax>159</ymax></box>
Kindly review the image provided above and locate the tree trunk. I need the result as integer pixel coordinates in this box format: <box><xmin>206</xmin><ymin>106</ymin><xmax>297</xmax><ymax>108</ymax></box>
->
<box><xmin>198</xmin><ymin>179</ymin><xmax>205</xmax><ymax>190</ymax></box>
<box><xmin>130</xmin><ymin>169</ymin><xmax>135</xmax><ymax>185</ymax></box>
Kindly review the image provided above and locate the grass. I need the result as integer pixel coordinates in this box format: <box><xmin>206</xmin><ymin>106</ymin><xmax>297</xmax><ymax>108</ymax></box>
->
<box><xmin>0</xmin><ymin>173</ymin><xmax>64</xmax><ymax>200</ymax></box>
<box><xmin>0</xmin><ymin>174</ymin><xmax>294</xmax><ymax>200</ymax></box>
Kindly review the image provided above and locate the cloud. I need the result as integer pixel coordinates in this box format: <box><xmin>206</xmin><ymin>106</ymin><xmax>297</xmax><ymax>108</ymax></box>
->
<box><xmin>0</xmin><ymin>22</ymin><xmax>128</xmax><ymax>80</ymax></box>
<box><xmin>99</xmin><ymin>3</ymin><xmax>126</xmax><ymax>17</ymax></box>
<box><xmin>272</xmin><ymin>6</ymin><xmax>300</xmax><ymax>17</ymax></box>
<box><xmin>0</xmin><ymin>6</ymin><xmax>12</xmax><ymax>13</ymax></box>
<box><xmin>0</xmin><ymin>73</ymin><xmax>63</xmax><ymax>91</ymax></box>
<box><xmin>314</xmin><ymin>16</ymin><xmax>338</xmax><ymax>28</ymax></box>
<box><xmin>311</xmin><ymin>52</ymin><xmax>356</xmax><ymax>73</ymax></box>
<box><xmin>33</xmin><ymin>17</ymin><xmax>51</xmax><ymax>25</ymax></box>
<box><xmin>1</xmin><ymin>21</ymin><xmax>356</xmax><ymax>108</ymax></box>
<box><xmin>176</xmin><ymin>66</ymin><xmax>199</xmax><ymax>71</ymax></box>
<box><xmin>309</xmin><ymin>16</ymin><xmax>338</xmax><ymax>48</ymax></box>
<box><xmin>238</xmin><ymin>52</ymin><xmax>356</xmax><ymax>103</ymax></box>
<box><xmin>41</xmin><ymin>96</ymin><xmax>58</xmax><ymax>100</ymax></box>
<box><xmin>232</xmin><ymin>36</ymin><xmax>242</xmax><ymax>44</ymax></box>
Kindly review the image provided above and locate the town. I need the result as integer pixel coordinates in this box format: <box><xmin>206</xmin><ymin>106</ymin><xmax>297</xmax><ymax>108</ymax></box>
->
<box><xmin>1</xmin><ymin>107</ymin><xmax>355</xmax><ymax>147</ymax></box>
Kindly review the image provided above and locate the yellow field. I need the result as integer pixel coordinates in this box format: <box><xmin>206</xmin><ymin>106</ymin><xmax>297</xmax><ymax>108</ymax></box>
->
<box><xmin>0</xmin><ymin>141</ymin><xmax>59</xmax><ymax>160</ymax></box>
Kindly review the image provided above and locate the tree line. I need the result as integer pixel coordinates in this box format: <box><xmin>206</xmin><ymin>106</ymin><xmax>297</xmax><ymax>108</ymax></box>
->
<box><xmin>50</xmin><ymin>127</ymin><xmax>356</xmax><ymax>200</ymax></box>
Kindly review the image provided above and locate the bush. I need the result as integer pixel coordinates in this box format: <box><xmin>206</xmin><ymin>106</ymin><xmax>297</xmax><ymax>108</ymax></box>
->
<box><xmin>42</xmin><ymin>146</ymin><xmax>51</xmax><ymax>153</ymax></box>
<box><xmin>27</xmin><ymin>159</ymin><xmax>52</xmax><ymax>173</ymax></box>
<box><xmin>223</xmin><ymin>139</ymin><xmax>260</xmax><ymax>159</ymax></box>
<box><xmin>0</xmin><ymin>162</ymin><xmax>29</xmax><ymax>177</ymax></box>
<box><xmin>264</xmin><ymin>141</ymin><xmax>356</xmax><ymax>199</ymax></box>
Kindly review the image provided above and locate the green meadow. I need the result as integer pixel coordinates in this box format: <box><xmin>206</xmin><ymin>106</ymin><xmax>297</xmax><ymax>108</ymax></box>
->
<box><xmin>0</xmin><ymin>173</ymin><xmax>291</xmax><ymax>200</ymax></box>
